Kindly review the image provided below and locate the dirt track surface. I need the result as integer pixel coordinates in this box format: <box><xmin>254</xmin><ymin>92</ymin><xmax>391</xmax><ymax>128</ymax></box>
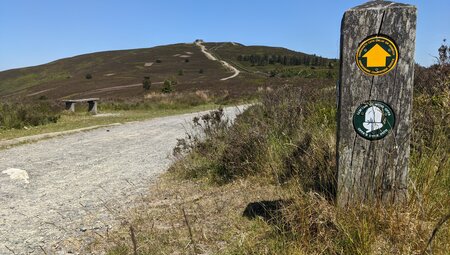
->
<box><xmin>195</xmin><ymin>41</ymin><xmax>240</xmax><ymax>81</ymax></box>
<box><xmin>0</xmin><ymin>106</ymin><xmax>245</xmax><ymax>254</ymax></box>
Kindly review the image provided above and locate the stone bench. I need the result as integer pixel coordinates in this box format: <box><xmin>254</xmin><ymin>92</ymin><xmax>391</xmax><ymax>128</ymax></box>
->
<box><xmin>62</xmin><ymin>98</ymin><xmax>99</xmax><ymax>115</ymax></box>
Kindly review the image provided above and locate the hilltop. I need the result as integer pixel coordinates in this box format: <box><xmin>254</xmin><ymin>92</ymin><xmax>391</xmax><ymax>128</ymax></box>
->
<box><xmin>0</xmin><ymin>41</ymin><xmax>337</xmax><ymax>100</ymax></box>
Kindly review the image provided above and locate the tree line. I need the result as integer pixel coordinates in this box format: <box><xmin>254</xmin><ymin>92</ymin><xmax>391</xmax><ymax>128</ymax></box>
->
<box><xmin>237</xmin><ymin>54</ymin><xmax>334</xmax><ymax>66</ymax></box>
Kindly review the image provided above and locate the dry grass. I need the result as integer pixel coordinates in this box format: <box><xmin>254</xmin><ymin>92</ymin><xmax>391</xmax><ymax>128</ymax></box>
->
<box><xmin>85</xmin><ymin>175</ymin><xmax>284</xmax><ymax>254</ymax></box>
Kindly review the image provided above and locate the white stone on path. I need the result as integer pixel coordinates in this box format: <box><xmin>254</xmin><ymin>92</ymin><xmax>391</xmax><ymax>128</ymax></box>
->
<box><xmin>2</xmin><ymin>168</ymin><xmax>30</xmax><ymax>183</ymax></box>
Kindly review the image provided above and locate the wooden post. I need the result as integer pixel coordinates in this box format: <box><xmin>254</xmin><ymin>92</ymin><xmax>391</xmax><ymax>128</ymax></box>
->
<box><xmin>337</xmin><ymin>1</ymin><xmax>417</xmax><ymax>206</ymax></box>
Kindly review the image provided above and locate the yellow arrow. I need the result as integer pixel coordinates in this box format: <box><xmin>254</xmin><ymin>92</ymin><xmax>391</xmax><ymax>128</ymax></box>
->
<box><xmin>362</xmin><ymin>44</ymin><xmax>391</xmax><ymax>67</ymax></box>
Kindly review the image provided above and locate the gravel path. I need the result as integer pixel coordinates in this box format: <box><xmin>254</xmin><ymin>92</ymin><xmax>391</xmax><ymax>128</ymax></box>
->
<box><xmin>0</xmin><ymin>106</ymin><xmax>245</xmax><ymax>254</ymax></box>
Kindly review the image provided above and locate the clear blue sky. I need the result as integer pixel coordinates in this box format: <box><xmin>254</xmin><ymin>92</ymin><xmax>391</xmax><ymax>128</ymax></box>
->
<box><xmin>0</xmin><ymin>0</ymin><xmax>448</xmax><ymax>71</ymax></box>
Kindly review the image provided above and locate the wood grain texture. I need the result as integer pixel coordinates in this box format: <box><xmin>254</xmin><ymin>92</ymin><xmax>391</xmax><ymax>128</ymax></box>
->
<box><xmin>337</xmin><ymin>1</ymin><xmax>417</xmax><ymax>206</ymax></box>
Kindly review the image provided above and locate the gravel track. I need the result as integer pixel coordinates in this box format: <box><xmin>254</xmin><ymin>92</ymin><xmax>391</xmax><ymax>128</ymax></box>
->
<box><xmin>0</xmin><ymin>106</ymin><xmax>245</xmax><ymax>254</ymax></box>
<box><xmin>195</xmin><ymin>41</ymin><xmax>240</xmax><ymax>81</ymax></box>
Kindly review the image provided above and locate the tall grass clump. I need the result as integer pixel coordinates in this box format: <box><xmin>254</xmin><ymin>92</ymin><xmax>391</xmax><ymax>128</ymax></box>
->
<box><xmin>0</xmin><ymin>101</ymin><xmax>61</xmax><ymax>130</ymax></box>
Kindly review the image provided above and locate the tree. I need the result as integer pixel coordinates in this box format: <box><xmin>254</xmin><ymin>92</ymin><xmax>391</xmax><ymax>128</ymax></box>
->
<box><xmin>438</xmin><ymin>39</ymin><xmax>449</xmax><ymax>66</ymax></box>
<box><xmin>142</xmin><ymin>77</ymin><xmax>151</xmax><ymax>90</ymax></box>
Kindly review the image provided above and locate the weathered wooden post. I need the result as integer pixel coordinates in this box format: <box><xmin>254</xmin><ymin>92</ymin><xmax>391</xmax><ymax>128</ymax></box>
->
<box><xmin>337</xmin><ymin>1</ymin><xmax>417</xmax><ymax>206</ymax></box>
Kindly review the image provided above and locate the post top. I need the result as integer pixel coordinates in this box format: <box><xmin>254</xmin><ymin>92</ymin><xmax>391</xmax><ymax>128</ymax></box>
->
<box><xmin>349</xmin><ymin>1</ymin><xmax>416</xmax><ymax>11</ymax></box>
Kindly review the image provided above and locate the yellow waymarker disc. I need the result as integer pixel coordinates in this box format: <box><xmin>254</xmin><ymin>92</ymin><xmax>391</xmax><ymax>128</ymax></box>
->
<box><xmin>356</xmin><ymin>35</ymin><xmax>399</xmax><ymax>76</ymax></box>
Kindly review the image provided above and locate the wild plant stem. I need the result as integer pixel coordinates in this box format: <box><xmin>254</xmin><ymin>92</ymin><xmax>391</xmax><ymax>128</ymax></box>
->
<box><xmin>422</xmin><ymin>213</ymin><xmax>450</xmax><ymax>255</ymax></box>
<box><xmin>129</xmin><ymin>225</ymin><xmax>138</xmax><ymax>255</ymax></box>
<box><xmin>182</xmin><ymin>207</ymin><xmax>198</xmax><ymax>254</ymax></box>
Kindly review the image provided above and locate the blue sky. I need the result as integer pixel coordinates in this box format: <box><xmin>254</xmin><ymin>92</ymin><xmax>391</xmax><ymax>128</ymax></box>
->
<box><xmin>0</xmin><ymin>0</ymin><xmax>448</xmax><ymax>71</ymax></box>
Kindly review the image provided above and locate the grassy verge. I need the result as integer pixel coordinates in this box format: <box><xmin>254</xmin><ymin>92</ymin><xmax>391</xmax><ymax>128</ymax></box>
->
<box><xmin>0</xmin><ymin>104</ymin><xmax>218</xmax><ymax>141</ymax></box>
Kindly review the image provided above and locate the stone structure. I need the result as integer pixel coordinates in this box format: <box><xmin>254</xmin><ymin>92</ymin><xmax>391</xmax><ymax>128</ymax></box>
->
<box><xmin>62</xmin><ymin>98</ymin><xmax>99</xmax><ymax>115</ymax></box>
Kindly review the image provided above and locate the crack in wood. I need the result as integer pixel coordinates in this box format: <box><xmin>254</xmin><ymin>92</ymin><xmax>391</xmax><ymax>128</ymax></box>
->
<box><xmin>377</xmin><ymin>10</ymin><xmax>386</xmax><ymax>35</ymax></box>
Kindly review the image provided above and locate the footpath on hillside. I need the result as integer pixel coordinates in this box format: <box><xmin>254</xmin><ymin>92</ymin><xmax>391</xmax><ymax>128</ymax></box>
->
<box><xmin>195</xmin><ymin>40</ymin><xmax>241</xmax><ymax>81</ymax></box>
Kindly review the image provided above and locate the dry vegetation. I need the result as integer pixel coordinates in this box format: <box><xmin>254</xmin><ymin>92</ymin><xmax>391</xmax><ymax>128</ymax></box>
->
<box><xmin>84</xmin><ymin>176</ymin><xmax>284</xmax><ymax>254</ymax></box>
<box><xmin>87</xmin><ymin>43</ymin><xmax>450</xmax><ymax>254</ymax></box>
<box><xmin>0</xmin><ymin>101</ymin><xmax>60</xmax><ymax>130</ymax></box>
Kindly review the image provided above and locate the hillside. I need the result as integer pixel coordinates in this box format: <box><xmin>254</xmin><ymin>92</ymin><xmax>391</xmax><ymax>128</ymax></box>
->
<box><xmin>0</xmin><ymin>42</ymin><xmax>336</xmax><ymax>100</ymax></box>
<box><xmin>205</xmin><ymin>42</ymin><xmax>337</xmax><ymax>73</ymax></box>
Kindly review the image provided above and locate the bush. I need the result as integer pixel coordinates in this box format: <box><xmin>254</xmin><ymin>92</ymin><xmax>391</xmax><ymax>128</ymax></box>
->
<box><xmin>142</xmin><ymin>77</ymin><xmax>151</xmax><ymax>90</ymax></box>
<box><xmin>171</xmin><ymin>84</ymin><xmax>336</xmax><ymax>187</ymax></box>
<box><xmin>0</xmin><ymin>102</ymin><xmax>61</xmax><ymax>130</ymax></box>
<box><xmin>161</xmin><ymin>79</ymin><xmax>174</xmax><ymax>93</ymax></box>
<box><xmin>178</xmin><ymin>69</ymin><xmax>184</xmax><ymax>76</ymax></box>
<box><xmin>85</xmin><ymin>73</ymin><xmax>92</xmax><ymax>79</ymax></box>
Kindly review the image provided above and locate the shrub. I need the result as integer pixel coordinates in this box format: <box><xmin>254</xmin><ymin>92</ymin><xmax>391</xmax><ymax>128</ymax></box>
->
<box><xmin>178</xmin><ymin>69</ymin><xmax>184</xmax><ymax>76</ymax></box>
<box><xmin>142</xmin><ymin>77</ymin><xmax>151</xmax><ymax>90</ymax></box>
<box><xmin>156</xmin><ymin>59</ymin><xmax>162</xmax><ymax>63</ymax></box>
<box><xmin>0</xmin><ymin>102</ymin><xmax>61</xmax><ymax>130</ymax></box>
<box><xmin>161</xmin><ymin>79</ymin><xmax>174</xmax><ymax>93</ymax></box>
<box><xmin>85</xmin><ymin>73</ymin><xmax>92</xmax><ymax>79</ymax></box>
<box><xmin>171</xmin><ymin>84</ymin><xmax>336</xmax><ymax>186</ymax></box>
<box><xmin>199</xmin><ymin>69</ymin><xmax>204</xmax><ymax>74</ymax></box>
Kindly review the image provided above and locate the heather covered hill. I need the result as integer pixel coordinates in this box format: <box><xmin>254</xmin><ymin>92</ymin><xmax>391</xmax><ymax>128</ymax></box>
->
<box><xmin>0</xmin><ymin>42</ymin><xmax>337</xmax><ymax>100</ymax></box>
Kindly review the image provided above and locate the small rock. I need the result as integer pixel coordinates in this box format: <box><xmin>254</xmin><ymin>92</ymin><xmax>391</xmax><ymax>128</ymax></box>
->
<box><xmin>2</xmin><ymin>168</ymin><xmax>30</xmax><ymax>183</ymax></box>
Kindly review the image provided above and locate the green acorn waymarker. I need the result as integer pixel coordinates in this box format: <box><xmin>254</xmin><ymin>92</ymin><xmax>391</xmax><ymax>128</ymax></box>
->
<box><xmin>353</xmin><ymin>101</ymin><xmax>395</xmax><ymax>141</ymax></box>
